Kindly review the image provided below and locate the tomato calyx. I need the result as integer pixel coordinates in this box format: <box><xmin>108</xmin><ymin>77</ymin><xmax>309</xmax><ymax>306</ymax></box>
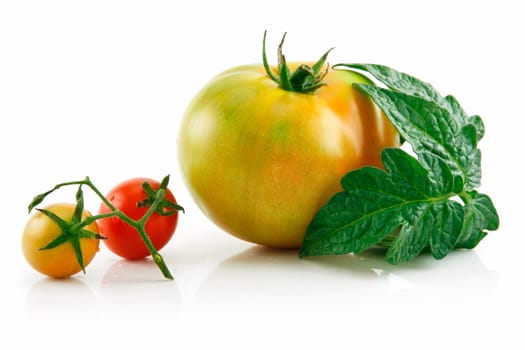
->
<box><xmin>37</xmin><ymin>185</ymin><xmax>106</xmax><ymax>273</ymax></box>
<box><xmin>137</xmin><ymin>175</ymin><xmax>185</xmax><ymax>216</ymax></box>
<box><xmin>262</xmin><ymin>30</ymin><xmax>334</xmax><ymax>94</ymax></box>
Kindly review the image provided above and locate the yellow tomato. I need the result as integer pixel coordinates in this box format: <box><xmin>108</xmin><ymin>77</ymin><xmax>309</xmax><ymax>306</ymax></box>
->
<box><xmin>22</xmin><ymin>203</ymin><xmax>100</xmax><ymax>278</ymax></box>
<box><xmin>178</xmin><ymin>39</ymin><xmax>399</xmax><ymax>248</ymax></box>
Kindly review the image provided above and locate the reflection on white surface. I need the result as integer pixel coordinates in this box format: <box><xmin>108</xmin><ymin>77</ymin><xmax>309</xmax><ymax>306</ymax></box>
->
<box><xmin>21</xmin><ymin>230</ymin><xmax>500</xmax><ymax>322</ymax></box>
<box><xmin>14</xmin><ymin>229</ymin><xmax>513</xmax><ymax>349</ymax></box>
<box><xmin>101</xmin><ymin>257</ymin><xmax>180</xmax><ymax>284</ymax></box>
<box><xmin>99</xmin><ymin>259</ymin><xmax>183</xmax><ymax>320</ymax></box>
<box><xmin>22</xmin><ymin>256</ymin><xmax>183</xmax><ymax>324</ymax></box>
<box><xmin>24</xmin><ymin>277</ymin><xmax>98</xmax><ymax>321</ymax></box>
<box><xmin>15</xmin><ymin>218</ymin><xmax>507</xmax><ymax>350</ymax></box>
<box><xmin>190</xmin><ymin>245</ymin><xmax>499</xmax><ymax>314</ymax></box>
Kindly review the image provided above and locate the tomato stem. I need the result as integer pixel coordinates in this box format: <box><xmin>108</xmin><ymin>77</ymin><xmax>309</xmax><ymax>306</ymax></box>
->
<box><xmin>135</xmin><ymin>188</ymin><xmax>174</xmax><ymax>279</ymax></box>
<box><xmin>29</xmin><ymin>176</ymin><xmax>177</xmax><ymax>280</ymax></box>
<box><xmin>262</xmin><ymin>31</ymin><xmax>333</xmax><ymax>94</ymax></box>
<box><xmin>83</xmin><ymin>177</ymin><xmax>118</xmax><ymax>212</ymax></box>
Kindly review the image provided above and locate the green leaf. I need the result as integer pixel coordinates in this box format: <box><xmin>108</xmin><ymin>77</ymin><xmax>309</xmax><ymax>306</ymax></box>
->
<box><xmin>443</xmin><ymin>96</ymin><xmax>485</xmax><ymax>143</ymax></box>
<box><xmin>385</xmin><ymin>200</ymin><xmax>463</xmax><ymax>263</ymax></box>
<box><xmin>300</xmin><ymin>63</ymin><xmax>500</xmax><ymax>264</ymax></box>
<box><xmin>336</xmin><ymin>63</ymin><xmax>485</xmax><ymax>143</ymax></box>
<box><xmin>300</xmin><ymin>62</ymin><xmax>499</xmax><ymax>265</ymax></box>
<box><xmin>355</xmin><ymin>84</ymin><xmax>481</xmax><ymax>189</ymax></box>
<box><xmin>336</xmin><ymin>63</ymin><xmax>444</xmax><ymax>103</ymax></box>
<box><xmin>456</xmin><ymin>192</ymin><xmax>499</xmax><ymax>249</ymax></box>
<box><xmin>428</xmin><ymin>200</ymin><xmax>464</xmax><ymax>259</ymax></box>
<box><xmin>300</xmin><ymin>148</ymin><xmax>464</xmax><ymax>263</ymax></box>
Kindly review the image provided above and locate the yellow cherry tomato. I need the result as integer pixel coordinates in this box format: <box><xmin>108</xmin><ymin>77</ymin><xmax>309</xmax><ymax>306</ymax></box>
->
<box><xmin>22</xmin><ymin>203</ymin><xmax>100</xmax><ymax>278</ymax></box>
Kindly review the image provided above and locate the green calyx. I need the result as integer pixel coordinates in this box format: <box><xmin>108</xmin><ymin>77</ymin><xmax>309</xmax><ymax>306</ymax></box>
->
<box><xmin>137</xmin><ymin>175</ymin><xmax>185</xmax><ymax>216</ymax></box>
<box><xmin>38</xmin><ymin>185</ymin><xmax>105</xmax><ymax>273</ymax></box>
<box><xmin>263</xmin><ymin>31</ymin><xmax>333</xmax><ymax>94</ymax></box>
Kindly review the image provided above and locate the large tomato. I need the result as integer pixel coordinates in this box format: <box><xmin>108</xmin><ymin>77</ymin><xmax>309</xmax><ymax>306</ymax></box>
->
<box><xmin>178</xmin><ymin>35</ymin><xmax>399</xmax><ymax>248</ymax></box>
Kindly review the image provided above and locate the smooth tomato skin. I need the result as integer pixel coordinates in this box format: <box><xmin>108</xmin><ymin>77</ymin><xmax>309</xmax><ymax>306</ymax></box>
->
<box><xmin>178</xmin><ymin>64</ymin><xmax>400</xmax><ymax>248</ymax></box>
<box><xmin>98</xmin><ymin>178</ymin><xmax>179</xmax><ymax>260</ymax></box>
<box><xmin>22</xmin><ymin>203</ymin><xmax>100</xmax><ymax>278</ymax></box>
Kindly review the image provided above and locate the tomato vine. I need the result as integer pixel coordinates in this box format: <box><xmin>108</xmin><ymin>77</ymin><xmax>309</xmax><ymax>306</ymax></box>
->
<box><xmin>28</xmin><ymin>175</ymin><xmax>182</xmax><ymax>280</ymax></box>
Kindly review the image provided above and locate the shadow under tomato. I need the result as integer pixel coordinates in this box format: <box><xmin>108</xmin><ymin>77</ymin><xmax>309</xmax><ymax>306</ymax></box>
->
<box><xmin>190</xmin><ymin>244</ymin><xmax>499</xmax><ymax>314</ymax></box>
<box><xmin>189</xmin><ymin>245</ymin><xmax>386</xmax><ymax>314</ymax></box>
<box><xmin>98</xmin><ymin>258</ymin><xmax>182</xmax><ymax>320</ymax></box>
<box><xmin>302</xmin><ymin>247</ymin><xmax>500</xmax><ymax>297</ymax></box>
<box><xmin>24</xmin><ymin>276</ymin><xmax>98</xmax><ymax>321</ymax></box>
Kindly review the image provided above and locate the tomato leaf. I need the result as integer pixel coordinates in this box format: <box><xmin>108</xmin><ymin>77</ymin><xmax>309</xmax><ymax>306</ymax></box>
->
<box><xmin>335</xmin><ymin>63</ymin><xmax>485</xmax><ymax>144</ymax></box>
<box><xmin>301</xmin><ymin>148</ymin><xmax>465</xmax><ymax>263</ymax></box>
<box><xmin>300</xmin><ymin>64</ymin><xmax>499</xmax><ymax>264</ymax></box>
<box><xmin>336</xmin><ymin>63</ymin><xmax>444</xmax><ymax>102</ymax></box>
<box><xmin>354</xmin><ymin>84</ymin><xmax>481</xmax><ymax>190</ymax></box>
<box><xmin>455</xmin><ymin>192</ymin><xmax>499</xmax><ymax>249</ymax></box>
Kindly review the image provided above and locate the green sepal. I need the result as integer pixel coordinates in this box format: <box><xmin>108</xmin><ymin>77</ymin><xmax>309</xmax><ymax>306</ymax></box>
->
<box><xmin>28</xmin><ymin>188</ymin><xmax>56</xmax><ymax>213</ymax></box>
<box><xmin>72</xmin><ymin>185</ymin><xmax>85</xmax><ymax>225</ymax></box>
<box><xmin>36</xmin><ymin>208</ymin><xmax>70</xmax><ymax>233</ymax></box>
<box><xmin>137</xmin><ymin>175</ymin><xmax>185</xmax><ymax>216</ymax></box>
<box><xmin>70</xmin><ymin>238</ymin><xmax>85</xmax><ymax>273</ymax></box>
<box><xmin>262</xmin><ymin>31</ymin><xmax>333</xmax><ymax>94</ymax></box>
<box><xmin>262</xmin><ymin>30</ymin><xmax>279</xmax><ymax>83</ymax></box>
<box><xmin>278</xmin><ymin>54</ymin><xmax>293</xmax><ymax>91</ymax></box>
<box><xmin>311</xmin><ymin>47</ymin><xmax>334</xmax><ymax>76</ymax></box>
<box><xmin>36</xmin><ymin>185</ymin><xmax>104</xmax><ymax>273</ymax></box>
<box><xmin>78</xmin><ymin>229</ymin><xmax>106</xmax><ymax>240</ymax></box>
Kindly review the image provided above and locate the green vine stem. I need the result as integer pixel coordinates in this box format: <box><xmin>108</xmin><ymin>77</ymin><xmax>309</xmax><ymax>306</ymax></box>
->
<box><xmin>29</xmin><ymin>176</ymin><xmax>176</xmax><ymax>280</ymax></box>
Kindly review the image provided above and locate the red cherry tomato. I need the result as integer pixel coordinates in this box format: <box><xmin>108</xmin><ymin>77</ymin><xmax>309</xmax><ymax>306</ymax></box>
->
<box><xmin>98</xmin><ymin>178</ymin><xmax>180</xmax><ymax>260</ymax></box>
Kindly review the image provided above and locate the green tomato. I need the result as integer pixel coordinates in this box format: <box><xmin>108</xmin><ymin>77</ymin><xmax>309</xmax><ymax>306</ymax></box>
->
<box><xmin>178</xmin><ymin>63</ymin><xmax>399</xmax><ymax>248</ymax></box>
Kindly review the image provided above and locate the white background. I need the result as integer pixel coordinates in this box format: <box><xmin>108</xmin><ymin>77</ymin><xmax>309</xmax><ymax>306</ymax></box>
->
<box><xmin>1</xmin><ymin>1</ymin><xmax>523</xmax><ymax>349</ymax></box>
